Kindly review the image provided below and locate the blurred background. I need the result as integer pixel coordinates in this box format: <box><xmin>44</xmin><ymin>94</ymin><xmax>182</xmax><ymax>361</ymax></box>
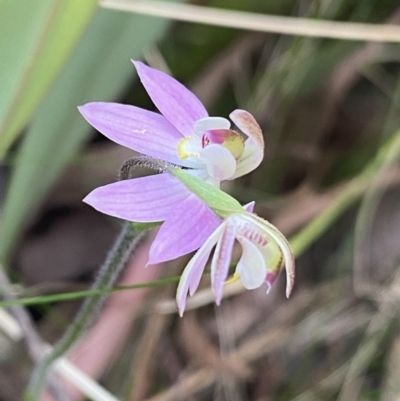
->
<box><xmin>2</xmin><ymin>0</ymin><xmax>400</xmax><ymax>400</ymax></box>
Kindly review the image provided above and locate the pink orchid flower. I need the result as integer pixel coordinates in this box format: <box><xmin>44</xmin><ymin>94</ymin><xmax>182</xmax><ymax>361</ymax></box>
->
<box><xmin>80</xmin><ymin>61</ymin><xmax>295</xmax><ymax>314</ymax></box>
<box><xmin>176</xmin><ymin>202</ymin><xmax>295</xmax><ymax>316</ymax></box>
<box><xmin>78</xmin><ymin>60</ymin><xmax>264</xmax><ymax>187</ymax></box>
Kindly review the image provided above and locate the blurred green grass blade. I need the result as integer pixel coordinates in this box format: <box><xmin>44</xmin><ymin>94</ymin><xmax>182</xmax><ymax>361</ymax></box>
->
<box><xmin>0</xmin><ymin>6</ymin><xmax>178</xmax><ymax>262</ymax></box>
<box><xmin>0</xmin><ymin>0</ymin><xmax>52</xmax><ymax>120</ymax></box>
<box><xmin>0</xmin><ymin>0</ymin><xmax>98</xmax><ymax>158</ymax></box>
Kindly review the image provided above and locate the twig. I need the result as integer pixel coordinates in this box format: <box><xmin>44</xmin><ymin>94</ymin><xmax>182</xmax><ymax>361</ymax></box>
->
<box><xmin>147</xmin><ymin>281</ymin><xmax>369</xmax><ymax>401</ymax></box>
<box><xmin>338</xmin><ymin>268</ymin><xmax>400</xmax><ymax>401</ymax></box>
<box><xmin>0</xmin><ymin>305</ymin><xmax>121</xmax><ymax>401</ymax></box>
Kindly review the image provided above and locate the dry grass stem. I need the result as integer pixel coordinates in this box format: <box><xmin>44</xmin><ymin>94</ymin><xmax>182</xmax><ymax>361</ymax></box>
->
<box><xmin>101</xmin><ymin>0</ymin><xmax>400</xmax><ymax>43</ymax></box>
<box><xmin>338</xmin><ymin>268</ymin><xmax>400</xmax><ymax>401</ymax></box>
<box><xmin>147</xmin><ymin>280</ymin><xmax>371</xmax><ymax>401</ymax></box>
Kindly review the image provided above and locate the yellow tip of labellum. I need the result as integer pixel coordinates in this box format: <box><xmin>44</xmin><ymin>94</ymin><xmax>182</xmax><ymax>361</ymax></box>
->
<box><xmin>222</xmin><ymin>131</ymin><xmax>245</xmax><ymax>159</ymax></box>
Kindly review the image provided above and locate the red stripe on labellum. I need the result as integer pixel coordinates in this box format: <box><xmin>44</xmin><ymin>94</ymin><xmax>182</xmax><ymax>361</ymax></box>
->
<box><xmin>234</xmin><ymin>219</ymin><xmax>268</xmax><ymax>247</ymax></box>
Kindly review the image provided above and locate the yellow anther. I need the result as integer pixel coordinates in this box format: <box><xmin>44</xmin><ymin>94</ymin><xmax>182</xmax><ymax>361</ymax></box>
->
<box><xmin>177</xmin><ymin>137</ymin><xmax>199</xmax><ymax>159</ymax></box>
<box><xmin>177</xmin><ymin>138</ymin><xmax>189</xmax><ymax>159</ymax></box>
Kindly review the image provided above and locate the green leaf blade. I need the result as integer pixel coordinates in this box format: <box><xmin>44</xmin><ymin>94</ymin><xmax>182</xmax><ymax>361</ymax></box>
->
<box><xmin>0</xmin><ymin>0</ymin><xmax>98</xmax><ymax>157</ymax></box>
<box><xmin>0</xmin><ymin>7</ymin><xmax>180</xmax><ymax>262</ymax></box>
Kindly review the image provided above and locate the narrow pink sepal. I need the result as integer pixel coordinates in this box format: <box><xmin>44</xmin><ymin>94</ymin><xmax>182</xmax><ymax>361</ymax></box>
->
<box><xmin>211</xmin><ymin>222</ymin><xmax>236</xmax><ymax>305</ymax></box>
<box><xmin>176</xmin><ymin>224</ymin><xmax>225</xmax><ymax>316</ymax></box>
<box><xmin>132</xmin><ymin>60</ymin><xmax>208</xmax><ymax>136</ymax></box>
<box><xmin>148</xmin><ymin>194</ymin><xmax>221</xmax><ymax>265</ymax></box>
<box><xmin>83</xmin><ymin>174</ymin><xmax>189</xmax><ymax>222</ymax></box>
<box><xmin>176</xmin><ymin>251</ymin><xmax>210</xmax><ymax>317</ymax></box>
<box><xmin>78</xmin><ymin>102</ymin><xmax>192</xmax><ymax>166</ymax></box>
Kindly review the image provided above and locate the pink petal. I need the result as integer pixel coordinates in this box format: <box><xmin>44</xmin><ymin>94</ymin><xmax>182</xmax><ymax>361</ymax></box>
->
<box><xmin>236</xmin><ymin>236</ymin><xmax>266</xmax><ymax>289</ymax></box>
<box><xmin>211</xmin><ymin>221</ymin><xmax>236</xmax><ymax>305</ymax></box>
<box><xmin>148</xmin><ymin>194</ymin><xmax>222</xmax><ymax>265</ymax></box>
<box><xmin>229</xmin><ymin>109</ymin><xmax>264</xmax><ymax>179</ymax></box>
<box><xmin>83</xmin><ymin>174</ymin><xmax>189</xmax><ymax>222</ymax></box>
<box><xmin>79</xmin><ymin>102</ymin><xmax>192</xmax><ymax>166</ymax></box>
<box><xmin>243</xmin><ymin>201</ymin><xmax>255</xmax><ymax>213</ymax></box>
<box><xmin>176</xmin><ymin>224</ymin><xmax>225</xmax><ymax>316</ymax></box>
<box><xmin>133</xmin><ymin>60</ymin><xmax>208</xmax><ymax>136</ymax></box>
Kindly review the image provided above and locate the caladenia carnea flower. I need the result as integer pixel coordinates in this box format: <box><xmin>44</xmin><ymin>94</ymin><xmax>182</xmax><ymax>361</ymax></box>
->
<box><xmin>159</xmin><ymin>167</ymin><xmax>295</xmax><ymax>316</ymax></box>
<box><xmin>78</xmin><ymin>60</ymin><xmax>264</xmax><ymax>187</ymax></box>
<box><xmin>175</xmin><ymin>201</ymin><xmax>295</xmax><ymax>316</ymax></box>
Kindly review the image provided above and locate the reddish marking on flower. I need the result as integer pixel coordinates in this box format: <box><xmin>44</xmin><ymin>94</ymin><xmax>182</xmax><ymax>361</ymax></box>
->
<box><xmin>235</xmin><ymin>220</ymin><xmax>268</xmax><ymax>246</ymax></box>
<box><xmin>202</xmin><ymin>134</ymin><xmax>210</xmax><ymax>148</ymax></box>
<box><xmin>265</xmin><ymin>271</ymin><xmax>279</xmax><ymax>289</ymax></box>
<box><xmin>207</xmin><ymin>129</ymin><xmax>229</xmax><ymax>144</ymax></box>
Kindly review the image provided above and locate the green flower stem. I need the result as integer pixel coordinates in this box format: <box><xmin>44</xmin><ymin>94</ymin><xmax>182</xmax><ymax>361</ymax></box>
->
<box><xmin>0</xmin><ymin>276</ymin><xmax>182</xmax><ymax>308</ymax></box>
<box><xmin>24</xmin><ymin>221</ymin><xmax>147</xmax><ymax>401</ymax></box>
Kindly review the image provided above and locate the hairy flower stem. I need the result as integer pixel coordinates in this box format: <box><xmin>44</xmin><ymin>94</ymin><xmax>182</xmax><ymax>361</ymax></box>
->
<box><xmin>24</xmin><ymin>221</ymin><xmax>148</xmax><ymax>401</ymax></box>
<box><xmin>119</xmin><ymin>155</ymin><xmax>171</xmax><ymax>180</ymax></box>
